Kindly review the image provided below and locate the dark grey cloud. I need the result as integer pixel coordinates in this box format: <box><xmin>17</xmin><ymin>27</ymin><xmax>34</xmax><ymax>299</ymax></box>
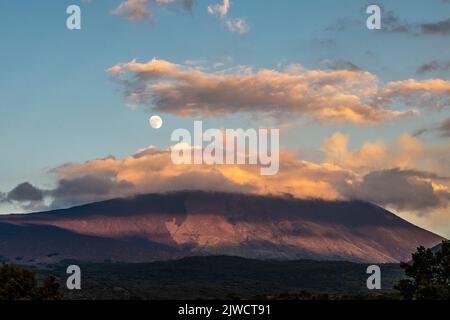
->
<box><xmin>2</xmin><ymin>176</ymin><xmax>135</xmax><ymax>211</ymax></box>
<box><xmin>393</xmin><ymin>17</ymin><xmax>450</xmax><ymax>36</ymax></box>
<box><xmin>49</xmin><ymin>175</ymin><xmax>134</xmax><ymax>209</ymax></box>
<box><xmin>325</xmin><ymin>5</ymin><xmax>450</xmax><ymax>37</ymax></box>
<box><xmin>412</xmin><ymin>118</ymin><xmax>450</xmax><ymax>138</ymax></box>
<box><xmin>381</xmin><ymin>9</ymin><xmax>450</xmax><ymax>36</ymax></box>
<box><xmin>412</xmin><ymin>127</ymin><xmax>429</xmax><ymax>137</ymax></box>
<box><xmin>340</xmin><ymin>168</ymin><xmax>450</xmax><ymax>213</ymax></box>
<box><xmin>421</xmin><ymin>17</ymin><xmax>450</xmax><ymax>35</ymax></box>
<box><xmin>439</xmin><ymin>118</ymin><xmax>450</xmax><ymax>137</ymax></box>
<box><xmin>52</xmin><ymin>176</ymin><xmax>116</xmax><ymax>198</ymax></box>
<box><xmin>382</xmin><ymin>10</ymin><xmax>414</xmax><ymax>33</ymax></box>
<box><xmin>417</xmin><ymin>60</ymin><xmax>443</xmax><ymax>74</ymax></box>
<box><xmin>323</xmin><ymin>8</ymin><xmax>413</xmax><ymax>34</ymax></box>
<box><xmin>324</xmin><ymin>18</ymin><xmax>359</xmax><ymax>32</ymax></box>
<box><xmin>321</xmin><ymin>59</ymin><xmax>361</xmax><ymax>71</ymax></box>
<box><xmin>155</xmin><ymin>171</ymin><xmax>257</xmax><ymax>194</ymax></box>
<box><xmin>6</xmin><ymin>182</ymin><xmax>44</xmax><ymax>202</ymax></box>
<box><xmin>179</xmin><ymin>0</ymin><xmax>195</xmax><ymax>12</ymax></box>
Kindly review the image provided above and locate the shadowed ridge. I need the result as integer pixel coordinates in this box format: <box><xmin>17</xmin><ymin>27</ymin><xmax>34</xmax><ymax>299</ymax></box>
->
<box><xmin>0</xmin><ymin>191</ymin><xmax>445</xmax><ymax>264</ymax></box>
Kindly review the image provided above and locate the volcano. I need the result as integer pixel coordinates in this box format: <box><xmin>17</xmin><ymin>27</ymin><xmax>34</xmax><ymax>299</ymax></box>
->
<box><xmin>0</xmin><ymin>191</ymin><xmax>444</xmax><ymax>264</ymax></box>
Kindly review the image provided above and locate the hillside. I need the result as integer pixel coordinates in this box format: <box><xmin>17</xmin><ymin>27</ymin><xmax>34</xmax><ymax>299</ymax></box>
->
<box><xmin>0</xmin><ymin>191</ymin><xmax>444</xmax><ymax>264</ymax></box>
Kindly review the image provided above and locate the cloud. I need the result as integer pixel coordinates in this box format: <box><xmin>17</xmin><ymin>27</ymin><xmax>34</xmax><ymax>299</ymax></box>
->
<box><xmin>412</xmin><ymin>127</ymin><xmax>429</xmax><ymax>137</ymax></box>
<box><xmin>324</xmin><ymin>9</ymin><xmax>413</xmax><ymax>34</ymax></box>
<box><xmin>378</xmin><ymin>9</ymin><xmax>450</xmax><ymax>36</ymax></box>
<box><xmin>320</xmin><ymin>59</ymin><xmax>361</xmax><ymax>71</ymax></box>
<box><xmin>411</xmin><ymin>117</ymin><xmax>450</xmax><ymax>138</ymax></box>
<box><xmin>226</xmin><ymin>18</ymin><xmax>249</xmax><ymax>34</ymax></box>
<box><xmin>207</xmin><ymin>0</ymin><xmax>229</xmax><ymax>17</ymax></box>
<box><xmin>113</xmin><ymin>0</ymin><xmax>152</xmax><ymax>20</ymax></box>
<box><xmin>381</xmin><ymin>79</ymin><xmax>450</xmax><ymax>111</ymax></box>
<box><xmin>6</xmin><ymin>182</ymin><xmax>44</xmax><ymax>202</ymax></box>
<box><xmin>175</xmin><ymin>0</ymin><xmax>195</xmax><ymax>12</ymax></box>
<box><xmin>107</xmin><ymin>58</ymin><xmax>417</xmax><ymax>124</ymax></box>
<box><xmin>321</xmin><ymin>133</ymin><xmax>424</xmax><ymax>173</ymax></box>
<box><xmin>324</xmin><ymin>18</ymin><xmax>359</xmax><ymax>32</ymax></box>
<box><xmin>421</xmin><ymin>17</ymin><xmax>450</xmax><ymax>35</ymax></box>
<box><xmin>387</xmin><ymin>15</ymin><xmax>450</xmax><ymax>36</ymax></box>
<box><xmin>439</xmin><ymin>118</ymin><xmax>450</xmax><ymax>137</ymax></box>
<box><xmin>321</xmin><ymin>134</ymin><xmax>450</xmax><ymax>212</ymax></box>
<box><xmin>340</xmin><ymin>168</ymin><xmax>450</xmax><ymax>212</ymax></box>
<box><xmin>3</xmin><ymin>131</ymin><xmax>446</xmax><ymax>218</ymax></box>
<box><xmin>0</xmin><ymin>182</ymin><xmax>48</xmax><ymax>212</ymax></box>
<box><xmin>1</xmin><ymin>144</ymin><xmax>344</xmax><ymax>210</ymax></box>
<box><xmin>113</xmin><ymin>0</ymin><xmax>195</xmax><ymax>21</ymax></box>
<box><xmin>208</xmin><ymin>0</ymin><xmax>248</xmax><ymax>34</ymax></box>
<box><xmin>325</xmin><ymin>6</ymin><xmax>450</xmax><ymax>37</ymax></box>
<box><xmin>49</xmin><ymin>175</ymin><xmax>135</xmax><ymax>209</ymax></box>
<box><xmin>417</xmin><ymin>60</ymin><xmax>450</xmax><ymax>74</ymax></box>
<box><xmin>381</xmin><ymin>10</ymin><xmax>414</xmax><ymax>33</ymax></box>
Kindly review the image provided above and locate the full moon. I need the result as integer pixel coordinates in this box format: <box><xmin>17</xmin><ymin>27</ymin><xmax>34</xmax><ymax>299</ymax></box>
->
<box><xmin>149</xmin><ymin>115</ymin><xmax>163</xmax><ymax>129</ymax></box>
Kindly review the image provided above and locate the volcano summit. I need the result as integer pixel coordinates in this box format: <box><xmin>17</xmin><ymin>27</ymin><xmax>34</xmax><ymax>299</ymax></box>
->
<box><xmin>0</xmin><ymin>191</ymin><xmax>444</xmax><ymax>264</ymax></box>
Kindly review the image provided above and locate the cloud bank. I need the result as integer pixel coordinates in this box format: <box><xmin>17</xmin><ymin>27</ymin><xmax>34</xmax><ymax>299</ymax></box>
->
<box><xmin>107</xmin><ymin>58</ymin><xmax>426</xmax><ymax>124</ymax></box>
<box><xmin>7</xmin><ymin>133</ymin><xmax>450</xmax><ymax>221</ymax></box>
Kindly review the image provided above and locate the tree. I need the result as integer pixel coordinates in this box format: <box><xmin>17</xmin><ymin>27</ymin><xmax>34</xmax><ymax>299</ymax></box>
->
<box><xmin>37</xmin><ymin>276</ymin><xmax>63</xmax><ymax>300</ymax></box>
<box><xmin>395</xmin><ymin>241</ymin><xmax>450</xmax><ymax>300</ymax></box>
<box><xmin>0</xmin><ymin>264</ymin><xmax>63</xmax><ymax>300</ymax></box>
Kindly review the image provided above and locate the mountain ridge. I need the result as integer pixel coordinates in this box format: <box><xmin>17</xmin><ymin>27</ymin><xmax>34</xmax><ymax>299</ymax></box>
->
<box><xmin>0</xmin><ymin>191</ymin><xmax>445</xmax><ymax>264</ymax></box>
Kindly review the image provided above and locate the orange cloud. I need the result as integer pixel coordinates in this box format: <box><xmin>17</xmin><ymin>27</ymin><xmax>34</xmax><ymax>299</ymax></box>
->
<box><xmin>108</xmin><ymin>58</ymin><xmax>417</xmax><ymax>124</ymax></box>
<box><xmin>382</xmin><ymin>79</ymin><xmax>450</xmax><ymax>111</ymax></box>
<box><xmin>47</xmin><ymin>133</ymin><xmax>449</xmax><ymax>213</ymax></box>
<box><xmin>112</xmin><ymin>0</ymin><xmax>194</xmax><ymax>21</ymax></box>
<box><xmin>321</xmin><ymin>133</ymin><xmax>423</xmax><ymax>172</ymax></box>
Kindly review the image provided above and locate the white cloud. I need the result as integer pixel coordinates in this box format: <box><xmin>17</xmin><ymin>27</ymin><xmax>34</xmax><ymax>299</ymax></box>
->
<box><xmin>226</xmin><ymin>18</ymin><xmax>249</xmax><ymax>34</ymax></box>
<box><xmin>113</xmin><ymin>0</ymin><xmax>152</xmax><ymax>21</ymax></box>
<box><xmin>208</xmin><ymin>0</ymin><xmax>230</xmax><ymax>17</ymax></box>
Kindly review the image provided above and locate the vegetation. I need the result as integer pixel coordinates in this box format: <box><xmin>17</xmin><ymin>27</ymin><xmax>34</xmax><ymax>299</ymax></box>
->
<box><xmin>39</xmin><ymin>256</ymin><xmax>403</xmax><ymax>300</ymax></box>
<box><xmin>395</xmin><ymin>241</ymin><xmax>449</xmax><ymax>300</ymax></box>
<box><xmin>2</xmin><ymin>242</ymin><xmax>449</xmax><ymax>300</ymax></box>
<box><xmin>0</xmin><ymin>264</ymin><xmax>62</xmax><ymax>300</ymax></box>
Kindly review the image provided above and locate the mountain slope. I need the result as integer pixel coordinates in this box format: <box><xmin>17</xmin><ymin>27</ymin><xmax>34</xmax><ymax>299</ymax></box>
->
<box><xmin>0</xmin><ymin>191</ymin><xmax>445</xmax><ymax>264</ymax></box>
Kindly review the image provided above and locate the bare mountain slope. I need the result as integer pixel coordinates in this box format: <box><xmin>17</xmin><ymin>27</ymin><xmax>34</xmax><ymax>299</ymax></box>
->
<box><xmin>0</xmin><ymin>191</ymin><xmax>444</xmax><ymax>264</ymax></box>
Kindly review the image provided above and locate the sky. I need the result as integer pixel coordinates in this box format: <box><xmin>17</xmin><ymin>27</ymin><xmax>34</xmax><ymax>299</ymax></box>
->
<box><xmin>1</xmin><ymin>0</ymin><xmax>450</xmax><ymax>237</ymax></box>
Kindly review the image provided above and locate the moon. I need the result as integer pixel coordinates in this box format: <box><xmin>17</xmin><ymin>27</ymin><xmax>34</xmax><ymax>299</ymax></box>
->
<box><xmin>149</xmin><ymin>115</ymin><xmax>163</xmax><ymax>129</ymax></box>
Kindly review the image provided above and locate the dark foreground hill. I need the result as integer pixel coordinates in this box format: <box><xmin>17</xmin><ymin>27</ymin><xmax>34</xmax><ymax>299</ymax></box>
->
<box><xmin>39</xmin><ymin>256</ymin><xmax>404</xmax><ymax>300</ymax></box>
<box><xmin>0</xmin><ymin>191</ymin><xmax>444</xmax><ymax>264</ymax></box>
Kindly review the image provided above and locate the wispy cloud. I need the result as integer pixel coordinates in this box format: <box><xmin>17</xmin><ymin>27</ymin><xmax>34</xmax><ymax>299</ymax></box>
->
<box><xmin>226</xmin><ymin>17</ymin><xmax>249</xmax><ymax>34</ymax></box>
<box><xmin>113</xmin><ymin>0</ymin><xmax>152</xmax><ymax>21</ymax></box>
<box><xmin>417</xmin><ymin>60</ymin><xmax>450</xmax><ymax>74</ymax></box>
<box><xmin>413</xmin><ymin>117</ymin><xmax>450</xmax><ymax>138</ymax></box>
<box><xmin>325</xmin><ymin>6</ymin><xmax>450</xmax><ymax>37</ymax></box>
<box><xmin>112</xmin><ymin>0</ymin><xmax>195</xmax><ymax>21</ymax></box>
<box><xmin>208</xmin><ymin>0</ymin><xmax>249</xmax><ymax>34</ymax></box>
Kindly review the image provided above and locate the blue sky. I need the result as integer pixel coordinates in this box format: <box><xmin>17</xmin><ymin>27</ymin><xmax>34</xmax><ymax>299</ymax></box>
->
<box><xmin>1</xmin><ymin>0</ymin><xmax>450</xmax><ymax>236</ymax></box>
